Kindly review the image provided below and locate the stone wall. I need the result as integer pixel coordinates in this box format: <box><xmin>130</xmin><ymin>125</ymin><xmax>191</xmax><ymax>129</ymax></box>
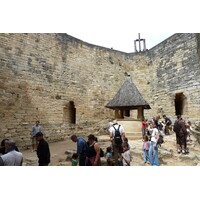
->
<box><xmin>0</xmin><ymin>33</ymin><xmax>132</xmax><ymax>148</ymax></box>
<box><xmin>148</xmin><ymin>33</ymin><xmax>200</xmax><ymax>122</ymax></box>
<box><xmin>0</xmin><ymin>33</ymin><xmax>200</xmax><ymax>148</ymax></box>
<box><xmin>124</xmin><ymin>34</ymin><xmax>200</xmax><ymax>122</ymax></box>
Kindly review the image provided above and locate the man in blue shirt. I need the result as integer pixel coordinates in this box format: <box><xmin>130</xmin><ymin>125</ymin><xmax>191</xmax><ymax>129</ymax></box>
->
<box><xmin>71</xmin><ymin>135</ymin><xmax>88</xmax><ymax>166</ymax></box>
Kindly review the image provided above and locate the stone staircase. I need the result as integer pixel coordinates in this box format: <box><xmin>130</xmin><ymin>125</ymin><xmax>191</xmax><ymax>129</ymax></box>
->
<box><xmin>117</xmin><ymin>120</ymin><xmax>142</xmax><ymax>140</ymax></box>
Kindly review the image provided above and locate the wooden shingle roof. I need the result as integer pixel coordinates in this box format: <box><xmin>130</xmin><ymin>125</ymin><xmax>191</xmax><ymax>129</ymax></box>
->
<box><xmin>106</xmin><ymin>76</ymin><xmax>151</xmax><ymax>109</ymax></box>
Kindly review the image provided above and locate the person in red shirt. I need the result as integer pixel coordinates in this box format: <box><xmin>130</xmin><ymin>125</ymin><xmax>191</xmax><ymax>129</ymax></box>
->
<box><xmin>141</xmin><ymin>118</ymin><xmax>147</xmax><ymax>139</ymax></box>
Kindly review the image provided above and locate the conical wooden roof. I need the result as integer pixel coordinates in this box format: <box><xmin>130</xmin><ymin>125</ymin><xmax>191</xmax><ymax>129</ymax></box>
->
<box><xmin>106</xmin><ymin>75</ymin><xmax>151</xmax><ymax>109</ymax></box>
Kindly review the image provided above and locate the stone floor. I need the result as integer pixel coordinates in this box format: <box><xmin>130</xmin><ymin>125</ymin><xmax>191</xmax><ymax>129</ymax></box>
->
<box><xmin>21</xmin><ymin>132</ymin><xmax>200</xmax><ymax>166</ymax></box>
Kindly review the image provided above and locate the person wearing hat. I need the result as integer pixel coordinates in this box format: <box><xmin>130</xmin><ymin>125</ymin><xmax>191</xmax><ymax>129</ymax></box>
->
<box><xmin>109</xmin><ymin>120</ymin><xmax>125</xmax><ymax>165</ymax></box>
<box><xmin>35</xmin><ymin>132</ymin><xmax>50</xmax><ymax>166</ymax></box>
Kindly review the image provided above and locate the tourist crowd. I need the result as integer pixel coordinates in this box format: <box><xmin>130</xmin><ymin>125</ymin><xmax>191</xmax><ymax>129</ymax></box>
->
<box><xmin>0</xmin><ymin>115</ymin><xmax>192</xmax><ymax>166</ymax></box>
<box><xmin>141</xmin><ymin>114</ymin><xmax>192</xmax><ymax>166</ymax></box>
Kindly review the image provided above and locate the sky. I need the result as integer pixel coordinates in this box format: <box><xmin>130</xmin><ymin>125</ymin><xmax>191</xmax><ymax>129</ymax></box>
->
<box><xmin>2</xmin><ymin>0</ymin><xmax>200</xmax><ymax>53</ymax></box>
<box><xmin>3</xmin><ymin>0</ymin><xmax>199</xmax><ymax>53</ymax></box>
<box><xmin>66</xmin><ymin>31</ymin><xmax>173</xmax><ymax>52</ymax></box>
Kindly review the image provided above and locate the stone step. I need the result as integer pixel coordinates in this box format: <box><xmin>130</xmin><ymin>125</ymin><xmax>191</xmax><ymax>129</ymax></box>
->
<box><xmin>118</xmin><ymin>120</ymin><xmax>142</xmax><ymax>134</ymax></box>
<box><xmin>127</xmin><ymin>136</ymin><xmax>142</xmax><ymax>140</ymax></box>
<box><xmin>126</xmin><ymin>132</ymin><xmax>142</xmax><ymax>134</ymax></box>
<box><xmin>126</xmin><ymin>132</ymin><xmax>142</xmax><ymax>140</ymax></box>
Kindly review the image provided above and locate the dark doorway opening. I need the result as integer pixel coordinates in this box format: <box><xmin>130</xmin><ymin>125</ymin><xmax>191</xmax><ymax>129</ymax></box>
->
<box><xmin>124</xmin><ymin>109</ymin><xmax>130</xmax><ymax>117</ymax></box>
<box><xmin>69</xmin><ymin>101</ymin><xmax>76</xmax><ymax>124</ymax></box>
<box><xmin>175</xmin><ymin>93</ymin><xmax>185</xmax><ymax>116</ymax></box>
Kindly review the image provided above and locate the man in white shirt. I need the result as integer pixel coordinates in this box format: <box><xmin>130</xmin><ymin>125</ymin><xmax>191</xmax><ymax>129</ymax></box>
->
<box><xmin>0</xmin><ymin>139</ymin><xmax>23</xmax><ymax>166</ymax></box>
<box><xmin>109</xmin><ymin>120</ymin><xmax>125</xmax><ymax>165</ymax></box>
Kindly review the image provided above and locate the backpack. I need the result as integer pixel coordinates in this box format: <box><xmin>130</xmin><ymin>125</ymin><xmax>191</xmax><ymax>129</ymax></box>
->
<box><xmin>100</xmin><ymin>148</ymin><xmax>104</xmax><ymax>157</ymax></box>
<box><xmin>113</xmin><ymin>125</ymin><xmax>122</xmax><ymax>144</ymax></box>
<box><xmin>173</xmin><ymin>120</ymin><xmax>181</xmax><ymax>133</ymax></box>
<box><xmin>157</xmin><ymin>135</ymin><xmax>164</xmax><ymax>146</ymax></box>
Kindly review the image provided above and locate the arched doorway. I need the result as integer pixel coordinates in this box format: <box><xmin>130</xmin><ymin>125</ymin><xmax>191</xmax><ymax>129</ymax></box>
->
<box><xmin>175</xmin><ymin>93</ymin><xmax>186</xmax><ymax>115</ymax></box>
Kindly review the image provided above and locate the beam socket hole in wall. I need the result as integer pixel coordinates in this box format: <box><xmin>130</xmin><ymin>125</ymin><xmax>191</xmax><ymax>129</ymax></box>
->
<box><xmin>175</xmin><ymin>93</ymin><xmax>185</xmax><ymax>116</ymax></box>
<box><xmin>69</xmin><ymin>101</ymin><xmax>76</xmax><ymax>124</ymax></box>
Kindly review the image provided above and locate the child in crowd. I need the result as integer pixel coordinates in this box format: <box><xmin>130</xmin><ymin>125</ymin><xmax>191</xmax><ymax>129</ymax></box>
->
<box><xmin>71</xmin><ymin>153</ymin><xmax>78</xmax><ymax>166</ymax></box>
<box><xmin>142</xmin><ymin>135</ymin><xmax>150</xmax><ymax>164</ymax></box>
<box><xmin>121</xmin><ymin>143</ymin><xmax>131</xmax><ymax>166</ymax></box>
<box><xmin>106</xmin><ymin>146</ymin><xmax>114</xmax><ymax>166</ymax></box>
<box><xmin>124</xmin><ymin>137</ymin><xmax>131</xmax><ymax>149</ymax></box>
<box><xmin>186</xmin><ymin>121</ymin><xmax>192</xmax><ymax>142</ymax></box>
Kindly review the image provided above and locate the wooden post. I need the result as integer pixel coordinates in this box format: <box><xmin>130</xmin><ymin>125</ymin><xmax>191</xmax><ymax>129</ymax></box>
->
<box><xmin>143</xmin><ymin>39</ymin><xmax>146</xmax><ymax>51</ymax></box>
<box><xmin>134</xmin><ymin>40</ymin><xmax>137</xmax><ymax>52</ymax></box>
<box><xmin>115</xmin><ymin>109</ymin><xmax>121</xmax><ymax>118</ymax></box>
<box><xmin>138</xmin><ymin>33</ymin><xmax>141</xmax><ymax>52</ymax></box>
<box><xmin>134</xmin><ymin>33</ymin><xmax>147</xmax><ymax>52</ymax></box>
<box><xmin>137</xmin><ymin>106</ymin><xmax>144</xmax><ymax>120</ymax></box>
<box><xmin>120</xmin><ymin>110</ymin><xmax>124</xmax><ymax>118</ymax></box>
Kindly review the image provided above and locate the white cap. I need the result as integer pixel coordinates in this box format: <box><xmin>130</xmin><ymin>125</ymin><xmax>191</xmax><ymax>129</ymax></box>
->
<box><xmin>112</xmin><ymin>120</ymin><xmax>118</xmax><ymax>125</ymax></box>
